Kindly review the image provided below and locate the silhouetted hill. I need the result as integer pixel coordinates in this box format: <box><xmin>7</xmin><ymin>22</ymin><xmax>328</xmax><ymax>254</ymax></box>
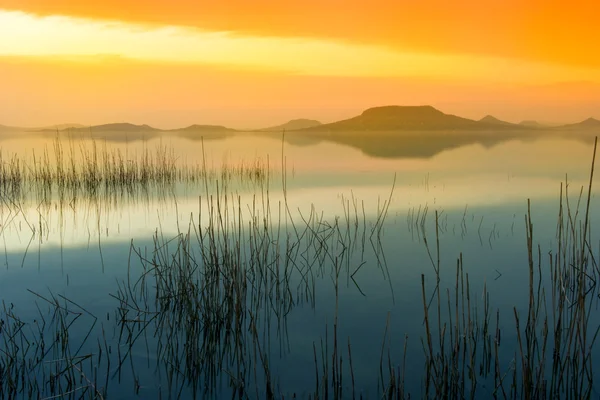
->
<box><xmin>55</xmin><ymin>123</ymin><xmax>86</xmax><ymax>130</ymax></box>
<box><xmin>0</xmin><ymin>124</ymin><xmax>15</xmax><ymax>132</ymax></box>
<box><xmin>42</xmin><ymin>123</ymin><xmax>85</xmax><ymax>130</ymax></box>
<box><xmin>0</xmin><ymin>123</ymin><xmax>85</xmax><ymax>134</ymax></box>
<box><xmin>261</xmin><ymin>119</ymin><xmax>322</xmax><ymax>132</ymax></box>
<box><xmin>519</xmin><ymin>120</ymin><xmax>547</xmax><ymax>128</ymax></box>
<box><xmin>47</xmin><ymin>123</ymin><xmax>162</xmax><ymax>141</ymax></box>
<box><xmin>0</xmin><ymin>124</ymin><xmax>25</xmax><ymax>132</ymax></box>
<box><xmin>44</xmin><ymin>123</ymin><xmax>159</xmax><ymax>135</ymax></box>
<box><xmin>88</xmin><ymin>123</ymin><xmax>158</xmax><ymax>132</ymax></box>
<box><xmin>302</xmin><ymin>106</ymin><xmax>521</xmax><ymax>132</ymax></box>
<box><xmin>172</xmin><ymin>124</ymin><xmax>235</xmax><ymax>133</ymax></box>
<box><xmin>35</xmin><ymin>124</ymin><xmax>88</xmax><ymax>133</ymax></box>
<box><xmin>285</xmin><ymin>105</ymin><xmax>548</xmax><ymax>158</ymax></box>
<box><xmin>479</xmin><ymin>115</ymin><xmax>517</xmax><ymax>126</ymax></box>
<box><xmin>556</xmin><ymin>118</ymin><xmax>600</xmax><ymax>130</ymax></box>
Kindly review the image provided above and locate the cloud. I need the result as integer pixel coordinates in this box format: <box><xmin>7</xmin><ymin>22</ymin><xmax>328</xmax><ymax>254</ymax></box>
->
<box><xmin>1</xmin><ymin>1</ymin><xmax>599</xmax><ymax>68</ymax></box>
<box><xmin>1</xmin><ymin>11</ymin><xmax>599</xmax><ymax>84</ymax></box>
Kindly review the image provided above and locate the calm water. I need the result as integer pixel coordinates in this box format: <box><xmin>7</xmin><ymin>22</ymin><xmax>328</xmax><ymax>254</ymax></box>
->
<box><xmin>0</xmin><ymin>131</ymin><xmax>599</xmax><ymax>398</ymax></box>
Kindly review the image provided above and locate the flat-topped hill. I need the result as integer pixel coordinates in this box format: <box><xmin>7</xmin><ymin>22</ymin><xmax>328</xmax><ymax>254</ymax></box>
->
<box><xmin>303</xmin><ymin>106</ymin><xmax>519</xmax><ymax>131</ymax></box>
<box><xmin>174</xmin><ymin>124</ymin><xmax>235</xmax><ymax>132</ymax></box>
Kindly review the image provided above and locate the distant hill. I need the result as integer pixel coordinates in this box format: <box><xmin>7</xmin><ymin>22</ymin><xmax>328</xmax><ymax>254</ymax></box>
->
<box><xmin>556</xmin><ymin>118</ymin><xmax>600</xmax><ymax>130</ymax></box>
<box><xmin>34</xmin><ymin>124</ymin><xmax>88</xmax><ymax>133</ymax></box>
<box><xmin>172</xmin><ymin>124</ymin><xmax>235</xmax><ymax>133</ymax></box>
<box><xmin>85</xmin><ymin>123</ymin><xmax>158</xmax><ymax>132</ymax></box>
<box><xmin>38</xmin><ymin>123</ymin><xmax>86</xmax><ymax>131</ymax></box>
<box><xmin>261</xmin><ymin>119</ymin><xmax>322</xmax><ymax>132</ymax></box>
<box><xmin>479</xmin><ymin>115</ymin><xmax>517</xmax><ymax>126</ymax></box>
<box><xmin>56</xmin><ymin>123</ymin><xmax>236</xmax><ymax>135</ymax></box>
<box><xmin>0</xmin><ymin>124</ymin><xmax>20</xmax><ymax>132</ymax></box>
<box><xmin>519</xmin><ymin>120</ymin><xmax>547</xmax><ymax>128</ymax></box>
<box><xmin>47</xmin><ymin>123</ymin><xmax>162</xmax><ymax>142</ymax></box>
<box><xmin>0</xmin><ymin>124</ymin><xmax>29</xmax><ymax>132</ymax></box>
<box><xmin>301</xmin><ymin>106</ymin><xmax>522</xmax><ymax>132</ymax></box>
<box><xmin>57</xmin><ymin>123</ymin><xmax>86</xmax><ymax>130</ymax></box>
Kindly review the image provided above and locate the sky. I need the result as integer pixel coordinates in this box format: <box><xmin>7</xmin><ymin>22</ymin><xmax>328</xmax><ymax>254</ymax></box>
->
<box><xmin>0</xmin><ymin>1</ymin><xmax>599</xmax><ymax>128</ymax></box>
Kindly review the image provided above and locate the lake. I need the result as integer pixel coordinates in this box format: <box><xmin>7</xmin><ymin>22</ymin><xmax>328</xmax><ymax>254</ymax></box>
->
<box><xmin>0</xmin><ymin>130</ymin><xmax>599</xmax><ymax>399</ymax></box>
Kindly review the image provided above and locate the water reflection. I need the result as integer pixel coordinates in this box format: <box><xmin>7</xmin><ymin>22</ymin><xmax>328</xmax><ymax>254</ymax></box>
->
<box><xmin>0</xmin><ymin>132</ymin><xmax>598</xmax><ymax>398</ymax></box>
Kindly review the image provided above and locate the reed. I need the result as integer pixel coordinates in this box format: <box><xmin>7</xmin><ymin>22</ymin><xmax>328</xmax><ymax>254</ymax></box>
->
<box><xmin>109</xmin><ymin>167</ymin><xmax>379</xmax><ymax>398</ymax></box>
<box><xmin>0</xmin><ymin>134</ymin><xmax>271</xmax><ymax>207</ymax></box>
<box><xmin>418</xmin><ymin>137</ymin><xmax>600</xmax><ymax>399</ymax></box>
<box><xmin>0</xmin><ymin>291</ymin><xmax>108</xmax><ymax>399</ymax></box>
<box><xmin>1</xmin><ymin>136</ymin><xmax>599</xmax><ymax>399</ymax></box>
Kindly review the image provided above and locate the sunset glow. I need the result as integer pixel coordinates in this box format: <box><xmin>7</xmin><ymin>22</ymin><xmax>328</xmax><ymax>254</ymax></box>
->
<box><xmin>1</xmin><ymin>1</ymin><xmax>599</xmax><ymax>128</ymax></box>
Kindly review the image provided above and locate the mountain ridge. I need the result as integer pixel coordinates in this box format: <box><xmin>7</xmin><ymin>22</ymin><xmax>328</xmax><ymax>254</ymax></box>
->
<box><xmin>479</xmin><ymin>115</ymin><xmax>517</xmax><ymax>126</ymax></box>
<box><xmin>259</xmin><ymin>119</ymin><xmax>322</xmax><ymax>132</ymax></box>
<box><xmin>174</xmin><ymin>124</ymin><xmax>235</xmax><ymax>132</ymax></box>
<box><xmin>2</xmin><ymin>105</ymin><xmax>599</xmax><ymax>133</ymax></box>
<box><xmin>557</xmin><ymin>117</ymin><xmax>600</xmax><ymax>130</ymax></box>
<box><xmin>299</xmin><ymin>106</ymin><xmax>525</xmax><ymax>132</ymax></box>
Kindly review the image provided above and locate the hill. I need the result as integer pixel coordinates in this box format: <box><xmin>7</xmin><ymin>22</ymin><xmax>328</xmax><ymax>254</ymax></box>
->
<box><xmin>301</xmin><ymin>106</ymin><xmax>521</xmax><ymax>132</ymax></box>
<box><xmin>47</xmin><ymin>123</ymin><xmax>162</xmax><ymax>142</ymax></box>
<box><xmin>172</xmin><ymin>124</ymin><xmax>235</xmax><ymax>133</ymax></box>
<box><xmin>556</xmin><ymin>118</ymin><xmax>600</xmax><ymax>130</ymax></box>
<box><xmin>0</xmin><ymin>124</ymin><xmax>21</xmax><ymax>132</ymax></box>
<box><xmin>519</xmin><ymin>120</ymin><xmax>547</xmax><ymax>128</ymax></box>
<box><xmin>42</xmin><ymin>123</ymin><xmax>160</xmax><ymax>135</ymax></box>
<box><xmin>260</xmin><ymin>119</ymin><xmax>322</xmax><ymax>132</ymax></box>
<box><xmin>479</xmin><ymin>115</ymin><xmax>517</xmax><ymax>126</ymax></box>
<box><xmin>86</xmin><ymin>123</ymin><xmax>158</xmax><ymax>132</ymax></box>
<box><xmin>37</xmin><ymin>123</ymin><xmax>86</xmax><ymax>131</ymax></box>
<box><xmin>55</xmin><ymin>123</ymin><xmax>86</xmax><ymax>130</ymax></box>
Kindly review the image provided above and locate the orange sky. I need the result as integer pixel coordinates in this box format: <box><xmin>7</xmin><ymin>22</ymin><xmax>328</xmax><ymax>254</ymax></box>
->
<box><xmin>0</xmin><ymin>1</ymin><xmax>599</xmax><ymax>128</ymax></box>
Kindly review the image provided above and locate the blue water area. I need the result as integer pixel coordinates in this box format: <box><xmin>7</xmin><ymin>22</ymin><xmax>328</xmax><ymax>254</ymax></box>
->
<box><xmin>1</xmin><ymin>190</ymin><xmax>598</xmax><ymax>399</ymax></box>
<box><xmin>1</xmin><ymin>134</ymin><xmax>600</xmax><ymax>398</ymax></box>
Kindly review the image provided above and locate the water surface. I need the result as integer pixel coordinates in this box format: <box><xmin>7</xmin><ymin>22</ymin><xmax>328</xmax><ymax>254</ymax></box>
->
<box><xmin>1</xmin><ymin>131</ymin><xmax>598</xmax><ymax>398</ymax></box>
